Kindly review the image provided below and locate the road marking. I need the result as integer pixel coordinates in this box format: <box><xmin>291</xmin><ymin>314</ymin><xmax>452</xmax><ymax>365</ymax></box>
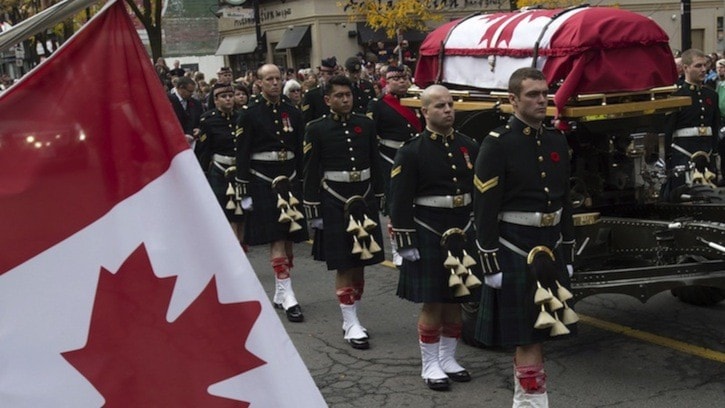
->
<box><xmin>377</xmin><ymin>259</ymin><xmax>725</xmax><ymax>363</ymax></box>
<box><xmin>577</xmin><ymin>314</ymin><xmax>725</xmax><ymax>363</ymax></box>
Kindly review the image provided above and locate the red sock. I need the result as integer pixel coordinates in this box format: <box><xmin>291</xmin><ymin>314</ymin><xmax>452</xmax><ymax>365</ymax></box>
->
<box><xmin>353</xmin><ymin>280</ymin><xmax>364</xmax><ymax>301</ymax></box>
<box><xmin>271</xmin><ymin>257</ymin><xmax>289</xmax><ymax>279</ymax></box>
<box><xmin>336</xmin><ymin>287</ymin><xmax>356</xmax><ymax>305</ymax></box>
<box><xmin>515</xmin><ymin>363</ymin><xmax>547</xmax><ymax>394</ymax></box>
<box><xmin>441</xmin><ymin>323</ymin><xmax>462</xmax><ymax>339</ymax></box>
<box><xmin>418</xmin><ymin>323</ymin><xmax>441</xmax><ymax>344</ymax></box>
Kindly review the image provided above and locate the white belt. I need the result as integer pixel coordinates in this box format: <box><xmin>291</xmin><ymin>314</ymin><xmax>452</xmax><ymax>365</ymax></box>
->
<box><xmin>674</xmin><ymin>127</ymin><xmax>713</xmax><ymax>137</ymax></box>
<box><xmin>379</xmin><ymin>139</ymin><xmax>405</xmax><ymax>149</ymax></box>
<box><xmin>499</xmin><ymin>209</ymin><xmax>562</xmax><ymax>227</ymax></box>
<box><xmin>324</xmin><ymin>168</ymin><xmax>371</xmax><ymax>182</ymax></box>
<box><xmin>414</xmin><ymin>193</ymin><xmax>471</xmax><ymax>208</ymax></box>
<box><xmin>212</xmin><ymin>154</ymin><xmax>235</xmax><ymax>165</ymax></box>
<box><xmin>251</xmin><ymin>151</ymin><xmax>295</xmax><ymax>161</ymax></box>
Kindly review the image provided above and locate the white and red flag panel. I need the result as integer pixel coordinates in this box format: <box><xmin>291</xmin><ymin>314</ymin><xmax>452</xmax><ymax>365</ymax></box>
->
<box><xmin>416</xmin><ymin>6</ymin><xmax>678</xmax><ymax>114</ymax></box>
<box><xmin>0</xmin><ymin>1</ymin><xmax>326</xmax><ymax>406</ymax></box>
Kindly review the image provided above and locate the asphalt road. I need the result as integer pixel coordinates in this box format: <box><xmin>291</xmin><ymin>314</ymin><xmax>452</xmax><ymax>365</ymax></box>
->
<box><xmin>243</xmin><ymin>236</ymin><xmax>725</xmax><ymax>408</ymax></box>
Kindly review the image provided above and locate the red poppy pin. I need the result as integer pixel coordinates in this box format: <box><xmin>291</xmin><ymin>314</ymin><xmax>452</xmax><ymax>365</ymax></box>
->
<box><xmin>354</xmin><ymin>126</ymin><xmax>363</xmax><ymax>134</ymax></box>
<box><xmin>550</xmin><ymin>152</ymin><xmax>560</xmax><ymax>163</ymax></box>
<box><xmin>281</xmin><ymin>112</ymin><xmax>289</xmax><ymax>119</ymax></box>
<box><xmin>705</xmin><ymin>97</ymin><xmax>713</xmax><ymax>106</ymax></box>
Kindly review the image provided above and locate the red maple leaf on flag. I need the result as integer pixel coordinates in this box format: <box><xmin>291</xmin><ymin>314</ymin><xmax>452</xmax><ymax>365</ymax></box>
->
<box><xmin>478</xmin><ymin>10</ymin><xmax>558</xmax><ymax>48</ymax></box>
<box><xmin>62</xmin><ymin>244</ymin><xmax>265</xmax><ymax>407</ymax></box>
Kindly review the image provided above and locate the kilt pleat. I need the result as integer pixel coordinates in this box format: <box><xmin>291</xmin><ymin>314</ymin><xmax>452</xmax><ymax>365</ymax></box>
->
<box><xmin>474</xmin><ymin>222</ymin><xmax>577</xmax><ymax>347</ymax></box>
<box><xmin>244</xmin><ymin>176</ymin><xmax>309</xmax><ymax>245</ymax></box>
<box><xmin>396</xmin><ymin>206</ymin><xmax>482</xmax><ymax>303</ymax></box>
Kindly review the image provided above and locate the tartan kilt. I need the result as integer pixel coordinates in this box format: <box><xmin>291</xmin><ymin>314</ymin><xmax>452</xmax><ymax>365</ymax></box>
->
<box><xmin>378</xmin><ymin>149</ymin><xmax>395</xmax><ymax>215</ymax></box>
<box><xmin>311</xmin><ymin>181</ymin><xmax>385</xmax><ymax>270</ymax></box>
<box><xmin>207</xmin><ymin>163</ymin><xmax>245</xmax><ymax>223</ymax></box>
<box><xmin>396</xmin><ymin>206</ymin><xmax>482</xmax><ymax>303</ymax></box>
<box><xmin>474</xmin><ymin>222</ymin><xmax>577</xmax><ymax>347</ymax></box>
<box><xmin>243</xmin><ymin>171</ymin><xmax>309</xmax><ymax>245</ymax></box>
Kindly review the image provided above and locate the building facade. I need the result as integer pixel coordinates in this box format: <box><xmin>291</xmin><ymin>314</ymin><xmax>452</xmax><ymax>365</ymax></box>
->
<box><xmin>215</xmin><ymin>0</ymin><xmax>725</xmax><ymax>76</ymax></box>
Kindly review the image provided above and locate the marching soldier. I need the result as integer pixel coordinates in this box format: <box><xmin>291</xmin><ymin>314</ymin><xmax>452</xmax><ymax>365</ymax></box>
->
<box><xmin>389</xmin><ymin>85</ymin><xmax>481</xmax><ymax>391</ymax></box>
<box><xmin>473</xmin><ymin>68</ymin><xmax>577</xmax><ymax>407</ymax></box>
<box><xmin>366</xmin><ymin>65</ymin><xmax>423</xmax><ymax>214</ymax></box>
<box><xmin>235</xmin><ymin>64</ymin><xmax>309</xmax><ymax>323</ymax></box>
<box><xmin>663</xmin><ymin>48</ymin><xmax>722</xmax><ymax>200</ymax></box>
<box><xmin>302</xmin><ymin>57</ymin><xmax>336</xmax><ymax>125</ymax></box>
<box><xmin>303</xmin><ymin>75</ymin><xmax>385</xmax><ymax>350</ymax></box>
<box><xmin>344</xmin><ymin>56</ymin><xmax>374</xmax><ymax>114</ymax></box>
<box><xmin>195</xmin><ymin>83</ymin><xmax>244</xmax><ymax>245</ymax></box>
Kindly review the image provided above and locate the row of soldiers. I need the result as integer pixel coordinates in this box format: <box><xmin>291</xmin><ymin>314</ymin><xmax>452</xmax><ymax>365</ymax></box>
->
<box><xmin>194</xmin><ymin>62</ymin><xmax>575</xmax><ymax>407</ymax></box>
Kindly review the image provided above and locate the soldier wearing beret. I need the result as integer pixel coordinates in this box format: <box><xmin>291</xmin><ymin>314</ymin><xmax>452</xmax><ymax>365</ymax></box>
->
<box><xmin>235</xmin><ymin>64</ymin><xmax>309</xmax><ymax>323</ymax></box>
<box><xmin>367</xmin><ymin>65</ymin><xmax>423</xmax><ymax>215</ymax></box>
<box><xmin>301</xmin><ymin>57</ymin><xmax>336</xmax><ymax>125</ymax></box>
<box><xmin>303</xmin><ymin>75</ymin><xmax>385</xmax><ymax>350</ymax></box>
<box><xmin>389</xmin><ymin>84</ymin><xmax>481</xmax><ymax>391</ymax></box>
<box><xmin>663</xmin><ymin>48</ymin><xmax>722</xmax><ymax>199</ymax></box>
<box><xmin>473</xmin><ymin>68</ymin><xmax>576</xmax><ymax>407</ymax></box>
<box><xmin>344</xmin><ymin>56</ymin><xmax>375</xmax><ymax>114</ymax></box>
<box><xmin>206</xmin><ymin>66</ymin><xmax>233</xmax><ymax>112</ymax></box>
<box><xmin>196</xmin><ymin>83</ymin><xmax>245</xmax><ymax>245</ymax></box>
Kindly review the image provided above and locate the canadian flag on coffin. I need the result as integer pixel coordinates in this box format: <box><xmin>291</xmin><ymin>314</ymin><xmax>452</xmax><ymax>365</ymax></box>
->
<box><xmin>0</xmin><ymin>1</ymin><xmax>326</xmax><ymax>407</ymax></box>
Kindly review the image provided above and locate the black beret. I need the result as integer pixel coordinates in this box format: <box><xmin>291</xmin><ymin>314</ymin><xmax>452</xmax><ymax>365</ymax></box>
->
<box><xmin>320</xmin><ymin>57</ymin><xmax>337</xmax><ymax>70</ymax></box>
<box><xmin>345</xmin><ymin>57</ymin><xmax>362</xmax><ymax>72</ymax></box>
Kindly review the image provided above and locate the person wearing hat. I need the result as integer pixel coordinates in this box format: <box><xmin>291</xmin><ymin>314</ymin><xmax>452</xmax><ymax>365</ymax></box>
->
<box><xmin>366</xmin><ymin>65</ymin><xmax>423</xmax><ymax>216</ymax></box>
<box><xmin>473</xmin><ymin>67</ymin><xmax>577</xmax><ymax>407</ymax></box>
<box><xmin>303</xmin><ymin>75</ymin><xmax>385</xmax><ymax>350</ymax></box>
<box><xmin>195</xmin><ymin>83</ymin><xmax>245</xmax><ymax>247</ymax></box>
<box><xmin>301</xmin><ymin>57</ymin><xmax>336</xmax><ymax>124</ymax></box>
<box><xmin>235</xmin><ymin>64</ymin><xmax>309</xmax><ymax>323</ymax></box>
<box><xmin>389</xmin><ymin>84</ymin><xmax>481</xmax><ymax>391</ymax></box>
<box><xmin>344</xmin><ymin>56</ymin><xmax>375</xmax><ymax>114</ymax></box>
<box><xmin>206</xmin><ymin>67</ymin><xmax>234</xmax><ymax>112</ymax></box>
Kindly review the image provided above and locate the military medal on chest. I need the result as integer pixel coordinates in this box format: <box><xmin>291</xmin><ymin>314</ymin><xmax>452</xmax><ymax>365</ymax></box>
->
<box><xmin>281</xmin><ymin>112</ymin><xmax>293</xmax><ymax>133</ymax></box>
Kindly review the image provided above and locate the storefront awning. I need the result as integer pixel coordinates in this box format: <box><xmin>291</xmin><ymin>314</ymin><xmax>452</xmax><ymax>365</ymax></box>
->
<box><xmin>275</xmin><ymin>25</ymin><xmax>311</xmax><ymax>50</ymax></box>
<box><xmin>356</xmin><ymin>23</ymin><xmax>428</xmax><ymax>45</ymax></box>
<box><xmin>215</xmin><ymin>33</ymin><xmax>258</xmax><ymax>56</ymax></box>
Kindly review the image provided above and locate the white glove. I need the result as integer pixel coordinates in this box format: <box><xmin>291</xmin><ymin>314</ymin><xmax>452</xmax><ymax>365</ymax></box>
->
<box><xmin>399</xmin><ymin>248</ymin><xmax>420</xmax><ymax>262</ymax></box>
<box><xmin>566</xmin><ymin>264</ymin><xmax>574</xmax><ymax>278</ymax></box>
<box><xmin>310</xmin><ymin>218</ymin><xmax>323</xmax><ymax>229</ymax></box>
<box><xmin>484</xmin><ymin>272</ymin><xmax>502</xmax><ymax>289</ymax></box>
<box><xmin>241</xmin><ymin>196</ymin><xmax>253</xmax><ymax>210</ymax></box>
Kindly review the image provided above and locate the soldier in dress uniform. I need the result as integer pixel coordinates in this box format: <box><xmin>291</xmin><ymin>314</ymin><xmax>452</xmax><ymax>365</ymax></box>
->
<box><xmin>235</xmin><ymin>64</ymin><xmax>309</xmax><ymax>323</ymax></box>
<box><xmin>663</xmin><ymin>48</ymin><xmax>722</xmax><ymax>200</ymax></box>
<box><xmin>195</xmin><ymin>83</ymin><xmax>244</xmax><ymax>245</ymax></box>
<box><xmin>303</xmin><ymin>75</ymin><xmax>385</xmax><ymax>350</ymax></box>
<box><xmin>473</xmin><ymin>68</ymin><xmax>577</xmax><ymax>408</ymax></box>
<box><xmin>366</xmin><ymin>65</ymin><xmax>423</xmax><ymax>214</ymax></box>
<box><xmin>344</xmin><ymin>57</ymin><xmax>374</xmax><ymax>114</ymax></box>
<box><xmin>301</xmin><ymin>57</ymin><xmax>336</xmax><ymax>125</ymax></box>
<box><xmin>389</xmin><ymin>85</ymin><xmax>481</xmax><ymax>391</ymax></box>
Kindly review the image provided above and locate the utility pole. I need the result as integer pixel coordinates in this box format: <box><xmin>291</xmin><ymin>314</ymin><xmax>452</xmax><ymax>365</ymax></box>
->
<box><xmin>681</xmin><ymin>0</ymin><xmax>691</xmax><ymax>51</ymax></box>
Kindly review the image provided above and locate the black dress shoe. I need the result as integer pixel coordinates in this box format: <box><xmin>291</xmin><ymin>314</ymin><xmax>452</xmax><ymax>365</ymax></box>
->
<box><xmin>445</xmin><ymin>370</ymin><xmax>471</xmax><ymax>382</ymax></box>
<box><xmin>277</xmin><ymin>304</ymin><xmax>303</xmax><ymax>322</ymax></box>
<box><xmin>424</xmin><ymin>377</ymin><xmax>450</xmax><ymax>391</ymax></box>
<box><xmin>346</xmin><ymin>337</ymin><xmax>370</xmax><ymax>350</ymax></box>
<box><xmin>342</xmin><ymin>328</ymin><xmax>370</xmax><ymax>339</ymax></box>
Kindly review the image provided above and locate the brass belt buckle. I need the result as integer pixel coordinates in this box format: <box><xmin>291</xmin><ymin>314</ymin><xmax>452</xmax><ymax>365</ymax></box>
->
<box><xmin>540</xmin><ymin>212</ymin><xmax>555</xmax><ymax>227</ymax></box>
<box><xmin>349</xmin><ymin>171</ymin><xmax>361</xmax><ymax>182</ymax></box>
<box><xmin>277</xmin><ymin>150</ymin><xmax>288</xmax><ymax>160</ymax></box>
<box><xmin>698</xmin><ymin>127</ymin><xmax>708</xmax><ymax>136</ymax></box>
<box><xmin>452</xmin><ymin>195</ymin><xmax>464</xmax><ymax>207</ymax></box>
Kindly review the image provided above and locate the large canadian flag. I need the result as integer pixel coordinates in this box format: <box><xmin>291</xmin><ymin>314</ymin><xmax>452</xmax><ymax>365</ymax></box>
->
<box><xmin>0</xmin><ymin>1</ymin><xmax>326</xmax><ymax>407</ymax></box>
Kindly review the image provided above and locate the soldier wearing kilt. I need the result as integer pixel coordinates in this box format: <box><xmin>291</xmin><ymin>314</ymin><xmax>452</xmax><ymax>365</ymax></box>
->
<box><xmin>236</xmin><ymin>64</ymin><xmax>308</xmax><ymax>323</ymax></box>
<box><xmin>366</xmin><ymin>65</ymin><xmax>423</xmax><ymax>214</ymax></box>
<box><xmin>473</xmin><ymin>68</ymin><xmax>576</xmax><ymax>408</ymax></box>
<box><xmin>389</xmin><ymin>85</ymin><xmax>480</xmax><ymax>392</ymax></box>
<box><xmin>195</xmin><ymin>83</ymin><xmax>244</xmax><ymax>244</ymax></box>
<box><xmin>303</xmin><ymin>75</ymin><xmax>385</xmax><ymax>350</ymax></box>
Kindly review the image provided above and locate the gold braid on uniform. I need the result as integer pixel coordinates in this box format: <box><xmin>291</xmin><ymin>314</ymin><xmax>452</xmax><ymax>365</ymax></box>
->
<box><xmin>391</xmin><ymin>227</ymin><xmax>418</xmax><ymax>250</ymax></box>
<box><xmin>303</xmin><ymin>200</ymin><xmax>321</xmax><ymax>219</ymax></box>
<box><xmin>475</xmin><ymin>240</ymin><xmax>501</xmax><ymax>275</ymax></box>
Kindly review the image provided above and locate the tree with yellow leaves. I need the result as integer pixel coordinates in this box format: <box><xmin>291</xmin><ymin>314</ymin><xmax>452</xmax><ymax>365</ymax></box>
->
<box><xmin>515</xmin><ymin>0</ymin><xmax>581</xmax><ymax>8</ymax></box>
<box><xmin>338</xmin><ymin>0</ymin><xmax>444</xmax><ymax>63</ymax></box>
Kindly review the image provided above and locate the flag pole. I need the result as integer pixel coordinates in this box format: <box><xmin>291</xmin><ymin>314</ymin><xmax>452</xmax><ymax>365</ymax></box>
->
<box><xmin>0</xmin><ymin>0</ymin><xmax>101</xmax><ymax>53</ymax></box>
